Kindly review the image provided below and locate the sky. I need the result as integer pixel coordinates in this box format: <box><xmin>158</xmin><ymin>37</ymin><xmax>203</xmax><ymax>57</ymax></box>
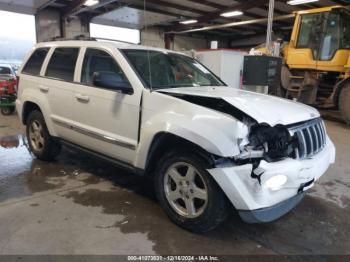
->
<box><xmin>90</xmin><ymin>23</ymin><xmax>140</xmax><ymax>44</ymax></box>
<box><xmin>0</xmin><ymin>10</ymin><xmax>36</xmax><ymax>42</ymax></box>
<box><xmin>0</xmin><ymin>10</ymin><xmax>140</xmax><ymax>64</ymax></box>
<box><xmin>0</xmin><ymin>10</ymin><xmax>36</xmax><ymax>64</ymax></box>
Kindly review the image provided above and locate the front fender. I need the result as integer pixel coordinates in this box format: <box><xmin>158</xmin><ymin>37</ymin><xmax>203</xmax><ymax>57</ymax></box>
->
<box><xmin>134</xmin><ymin>110</ymin><xmax>248</xmax><ymax>169</ymax></box>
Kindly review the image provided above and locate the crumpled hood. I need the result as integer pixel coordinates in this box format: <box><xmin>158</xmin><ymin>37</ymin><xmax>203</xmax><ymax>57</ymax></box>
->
<box><xmin>157</xmin><ymin>86</ymin><xmax>320</xmax><ymax>126</ymax></box>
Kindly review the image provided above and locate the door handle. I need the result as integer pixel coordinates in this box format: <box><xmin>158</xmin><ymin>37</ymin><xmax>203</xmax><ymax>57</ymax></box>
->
<box><xmin>75</xmin><ymin>94</ymin><xmax>90</xmax><ymax>103</ymax></box>
<box><xmin>39</xmin><ymin>85</ymin><xmax>49</xmax><ymax>93</ymax></box>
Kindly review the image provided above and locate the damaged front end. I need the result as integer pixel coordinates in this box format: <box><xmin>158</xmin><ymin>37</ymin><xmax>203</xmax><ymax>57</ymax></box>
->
<box><xmin>208</xmin><ymin>118</ymin><xmax>335</xmax><ymax>223</ymax></box>
<box><xmin>236</xmin><ymin>123</ymin><xmax>296</xmax><ymax>163</ymax></box>
<box><xmin>233</xmin><ymin>122</ymin><xmax>297</xmax><ymax>190</ymax></box>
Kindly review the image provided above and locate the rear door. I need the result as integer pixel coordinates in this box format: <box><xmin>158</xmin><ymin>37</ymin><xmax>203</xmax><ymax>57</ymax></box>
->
<box><xmin>20</xmin><ymin>47</ymin><xmax>50</xmax><ymax>99</ymax></box>
<box><xmin>41</xmin><ymin>47</ymin><xmax>80</xmax><ymax>140</ymax></box>
<box><xmin>71</xmin><ymin>47</ymin><xmax>142</xmax><ymax>164</ymax></box>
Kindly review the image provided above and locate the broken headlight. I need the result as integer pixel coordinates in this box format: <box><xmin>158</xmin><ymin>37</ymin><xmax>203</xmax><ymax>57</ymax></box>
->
<box><xmin>247</xmin><ymin>123</ymin><xmax>294</xmax><ymax>162</ymax></box>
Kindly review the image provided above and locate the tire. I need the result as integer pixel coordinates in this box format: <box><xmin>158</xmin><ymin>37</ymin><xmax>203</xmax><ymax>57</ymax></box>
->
<box><xmin>1</xmin><ymin>106</ymin><xmax>15</xmax><ymax>116</ymax></box>
<box><xmin>279</xmin><ymin>64</ymin><xmax>291</xmax><ymax>98</ymax></box>
<box><xmin>155</xmin><ymin>149</ymin><xmax>228</xmax><ymax>233</ymax></box>
<box><xmin>26</xmin><ymin>110</ymin><xmax>61</xmax><ymax>161</ymax></box>
<box><xmin>339</xmin><ymin>84</ymin><xmax>350</xmax><ymax>125</ymax></box>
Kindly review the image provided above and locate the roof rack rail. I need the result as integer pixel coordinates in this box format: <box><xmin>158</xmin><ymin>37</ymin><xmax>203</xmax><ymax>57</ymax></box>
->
<box><xmin>93</xmin><ymin>37</ymin><xmax>139</xmax><ymax>45</ymax></box>
<box><xmin>44</xmin><ymin>35</ymin><xmax>97</xmax><ymax>42</ymax></box>
<box><xmin>43</xmin><ymin>35</ymin><xmax>139</xmax><ymax>45</ymax></box>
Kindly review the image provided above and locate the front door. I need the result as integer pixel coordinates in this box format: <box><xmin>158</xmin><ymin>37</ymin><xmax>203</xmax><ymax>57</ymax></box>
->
<box><xmin>71</xmin><ymin>47</ymin><xmax>142</xmax><ymax>164</ymax></box>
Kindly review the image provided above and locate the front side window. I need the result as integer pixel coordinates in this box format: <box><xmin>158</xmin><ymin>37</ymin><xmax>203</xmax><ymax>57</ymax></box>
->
<box><xmin>81</xmin><ymin>48</ymin><xmax>128</xmax><ymax>86</ymax></box>
<box><xmin>122</xmin><ymin>49</ymin><xmax>225</xmax><ymax>89</ymax></box>
<box><xmin>22</xmin><ymin>48</ymin><xmax>49</xmax><ymax>76</ymax></box>
<box><xmin>46</xmin><ymin>48</ymin><xmax>79</xmax><ymax>81</ymax></box>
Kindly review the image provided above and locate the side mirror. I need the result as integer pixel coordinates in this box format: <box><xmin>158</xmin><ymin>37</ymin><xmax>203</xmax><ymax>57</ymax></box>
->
<box><xmin>92</xmin><ymin>72</ymin><xmax>134</xmax><ymax>95</ymax></box>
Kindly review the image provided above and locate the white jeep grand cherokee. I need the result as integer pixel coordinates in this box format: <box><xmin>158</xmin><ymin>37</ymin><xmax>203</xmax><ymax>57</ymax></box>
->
<box><xmin>16</xmin><ymin>40</ymin><xmax>335</xmax><ymax>233</ymax></box>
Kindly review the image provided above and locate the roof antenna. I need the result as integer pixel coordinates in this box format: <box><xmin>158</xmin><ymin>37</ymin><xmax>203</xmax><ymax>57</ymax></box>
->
<box><xmin>143</xmin><ymin>0</ymin><xmax>153</xmax><ymax>90</ymax></box>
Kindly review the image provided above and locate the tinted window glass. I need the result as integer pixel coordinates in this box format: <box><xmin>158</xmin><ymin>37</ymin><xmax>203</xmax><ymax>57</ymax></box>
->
<box><xmin>320</xmin><ymin>12</ymin><xmax>341</xmax><ymax>60</ymax></box>
<box><xmin>122</xmin><ymin>50</ymin><xmax>224</xmax><ymax>89</ymax></box>
<box><xmin>341</xmin><ymin>12</ymin><xmax>350</xmax><ymax>49</ymax></box>
<box><xmin>22</xmin><ymin>48</ymin><xmax>49</xmax><ymax>75</ymax></box>
<box><xmin>0</xmin><ymin>66</ymin><xmax>11</xmax><ymax>75</ymax></box>
<box><xmin>46</xmin><ymin>48</ymin><xmax>79</xmax><ymax>81</ymax></box>
<box><xmin>296</xmin><ymin>13</ymin><xmax>325</xmax><ymax>60</ymax></box>
<box><xmin>81</xmin><ymin>48</ymin><xmax>128</xmax><ymax>86</ymax></box>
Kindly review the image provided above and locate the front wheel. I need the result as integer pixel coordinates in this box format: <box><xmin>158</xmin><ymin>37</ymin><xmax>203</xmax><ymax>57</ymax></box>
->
<box><xmin>26</xmin><ymin>110</ymin><xmax>61</xmax><ymax>161</ymax></box>
<box><xmin>155</xmin><ymin>150</ymin><xmax>228</xmax><ymax>233</ymax></box>
<box><xmin>339</xmin><ymin>85</ymin><xmax>350</xmax><ymax>125</ymax></box>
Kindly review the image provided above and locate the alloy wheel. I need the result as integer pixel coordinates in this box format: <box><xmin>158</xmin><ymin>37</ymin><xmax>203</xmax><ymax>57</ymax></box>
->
<box><xmin>164</xmin><ymin>162</ymin><xmax>208</xmax><ymax>218</ymax></box>
<box><xmin>29</xmin><ymin>120</ymin><xmax>45</xmax><ymax>151</ymax></box>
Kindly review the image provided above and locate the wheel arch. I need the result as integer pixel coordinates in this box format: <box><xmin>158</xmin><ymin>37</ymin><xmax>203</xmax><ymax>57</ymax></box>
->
<box><xmin>21</xmin><ymin>100</ymin><xmax>57</xmax><ymax>136</ymax></box>
<box><xmin>144</xmin><ymin>132</ymin><xmax>216</xmax><ymax>177</ymax></box>
<box><xmin>22</xmin><ymin>101</ymin><xmax>42</xmax><ymax>125</ymax></box>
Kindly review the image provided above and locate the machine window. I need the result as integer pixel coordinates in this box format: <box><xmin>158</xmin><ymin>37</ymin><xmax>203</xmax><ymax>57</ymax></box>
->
<box><xmin>296</xmin><ymin>13</ymin><xmax>324</xmax><ymax>58</ymax></box>
<box><xmin>341</xmin><ymin>12</ymin><xmax>350</xmax><ymax>49</ymax></box>
<box><xmin>46</xmin><ymin>48</ymin><xmax>79</xmax><ymax>81</ymax></box>
<box><xmin>81</xmin><ymin>48</ymin><xmax>128</xmax><ymax>87</ymax></box>
<box><xmin>320</xmin><ymin>12</ymin><xmax>341</xmax><ymax>60</ymax></box>
<box><xmin>22</xmin><ymin>48</ymin><xmax>49</xmax><ymax>76</ymax></box>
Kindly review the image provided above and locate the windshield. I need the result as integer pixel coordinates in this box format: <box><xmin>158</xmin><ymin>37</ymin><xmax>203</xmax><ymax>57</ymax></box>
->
<box><xmin>122</xmin><ymin>49</ymin><xmax>225</xmax><ymax>89</ymax></box>
<box><xmin>0</xmin><ymin>66</ymin><xmax>12</xmax><ymax>75</ymax></box>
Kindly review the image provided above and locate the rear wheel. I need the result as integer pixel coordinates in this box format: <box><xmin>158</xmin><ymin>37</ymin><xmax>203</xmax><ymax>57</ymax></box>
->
<box><xmin>339</xmin><ymin>84</ymin><xmax>350</xmax><ymax>125</ymax></box>
<box><xmin>155</xmin><ymin>150</ymin><xmax>228</xmax><ymax>233</ymax></box>
<box><xmin>26</xmin><ymin>110</ymin><xmax>61</xmax><ymax>161</ymax></box>
<box><xmin>1</xmin><ymin>106</ymin><xmax>15</xmax><ymax>115</ymax></box>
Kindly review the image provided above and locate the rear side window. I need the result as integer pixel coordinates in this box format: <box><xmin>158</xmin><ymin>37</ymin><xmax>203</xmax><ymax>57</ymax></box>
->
<box><xmin>22</xmin><ymin>48</ymin><xmax>49</xmax><ymax>75</ymax></box>
<box><xmin>46</xmin><ymin>48</ymin><xmax>79</xmax><ymax>81</ymax></box>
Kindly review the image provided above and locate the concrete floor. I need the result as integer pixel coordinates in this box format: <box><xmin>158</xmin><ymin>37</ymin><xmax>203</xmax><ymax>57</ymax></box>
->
<box><xmin>0</xmin><ymin>114</ymin><xmax>349</xmax><ymax>255</ymax></box>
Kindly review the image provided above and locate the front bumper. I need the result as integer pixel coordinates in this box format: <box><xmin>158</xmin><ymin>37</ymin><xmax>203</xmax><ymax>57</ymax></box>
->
<box><xmin>208</xmin><ymin>137</ymin><xmax>335</xmax><ymax>223</ymax></box>
<box><xmin>238</xmin><ymin>192</ymin><xmax>305</xmax><ymax>223</ymax></box>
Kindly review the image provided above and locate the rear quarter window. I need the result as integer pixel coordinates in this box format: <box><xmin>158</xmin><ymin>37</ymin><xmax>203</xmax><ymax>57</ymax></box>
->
<box><xmin>22</xmin><ymin>48</ymin><xmax>49</xmax><ymax>76</ymax></box>
<box><xmin>46</xmin><ymin>48</ymin><xmax>79</xmax><ymax>82</ymax></box>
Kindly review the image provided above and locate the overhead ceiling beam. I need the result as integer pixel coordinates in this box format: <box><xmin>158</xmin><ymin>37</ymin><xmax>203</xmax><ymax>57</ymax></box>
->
<box><xmin>64</xmin><ymin>0</ymin><xmax>86</xmax><ymax>16</ymax></box>
<box><xmin>330</xmin><ymin>0</ymin><xmax>349</xmax><ymax>4</ymax></box>
<box><xmin>64</xmin><ymin>0</ymin><xmax>120</xmax><ymax>17</ymax></box>
<box><xmin>37</xmin><ymin>0</ymin><xmax>57</xmax><ymax>11</ymax></box>
<box><xmin>142</xmin><ymin>0</ymin><xmax>207</xmax><ymax>15</ymax></box>
<box><xmin>168</xmin><ymin>13</ymin><xmax>295</xmax><ymax>34</ymax></box>
<box><xmin>114</xmin><ymin>0</ymin><xmax>266</xmax><ymax>32</ymax></box>
<box><xmin>174</xmin><ymin>0</ymin><xmax>269</xmax><ymax>31</ymax></box>
<box><xmin>184</xmin><ymin>0</ymin><xmax>225</xmax><ymax>10</ymax></box>
<box><xmin>185</xmin><ymin>0</ymin><xmax>289</xmax><ymax>27</ymax></box>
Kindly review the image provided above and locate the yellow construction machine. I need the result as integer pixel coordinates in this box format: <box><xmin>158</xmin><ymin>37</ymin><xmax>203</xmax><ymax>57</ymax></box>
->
<box><xmin>270</xmin><ymin>6</ymin><xmax>350</xmax><ymax>124</ymax></box>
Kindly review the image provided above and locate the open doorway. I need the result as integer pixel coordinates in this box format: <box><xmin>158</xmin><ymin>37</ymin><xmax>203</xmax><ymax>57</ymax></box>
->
<box><xmin>90</xmin><ymin>23</ymin><xmax>140</xmax><ymax>44</ymax></box>
<box><xmin>0</xmin><ymin>10</ymin><xmax>36</xmax><ymax>69</ymax></box>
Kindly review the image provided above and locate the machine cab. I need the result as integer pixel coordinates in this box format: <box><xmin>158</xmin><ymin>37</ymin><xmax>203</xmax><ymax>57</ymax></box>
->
<box><xmin>286</xmin><ymin>6</ymin><xmax>350</xmax><ymax>72</ymax></box>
